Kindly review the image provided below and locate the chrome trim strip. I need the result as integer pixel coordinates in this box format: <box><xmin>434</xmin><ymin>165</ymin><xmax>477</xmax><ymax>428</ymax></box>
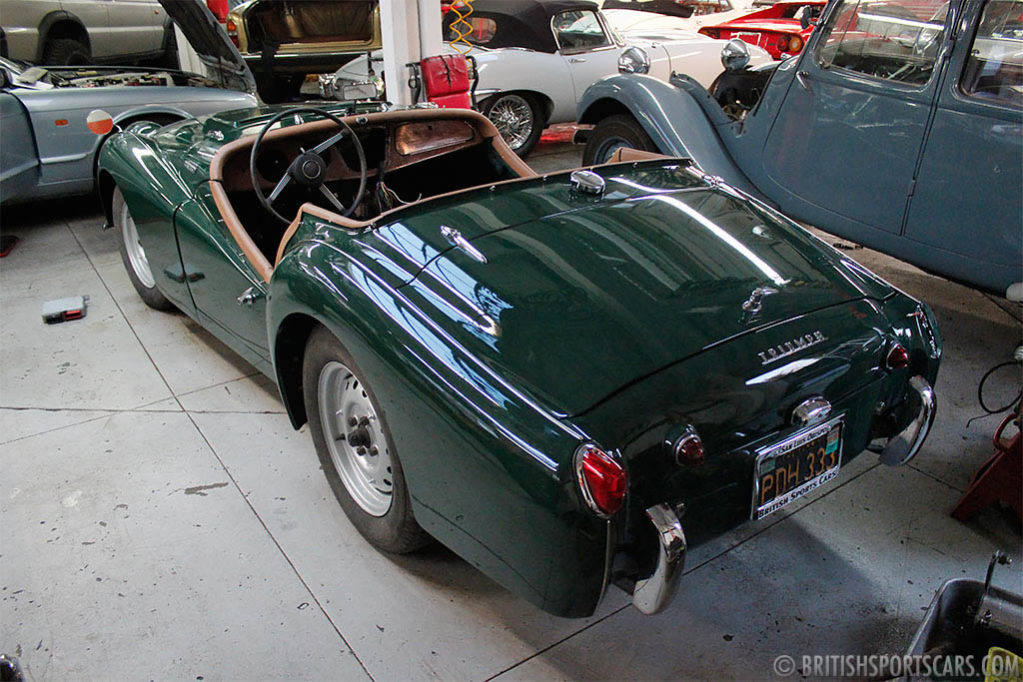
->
<box><xmin>40</xmin><ymin>151</ymin><xmax>92</xmax><ymax>165</ymax></box>
<box><xmin>632</xmin><ymin>503</ymin><xmax>686</xmax><ymax>615</ymax></box>
<box><xmin>869</xmin><ymin>375</ymin><xmax>936</xmax><ymax>466</ymax></box>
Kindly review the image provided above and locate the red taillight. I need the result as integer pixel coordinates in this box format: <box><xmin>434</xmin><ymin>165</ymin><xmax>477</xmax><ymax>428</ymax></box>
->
<box><xmin>575</xmin><ymin>444</ymin><xmax>627</xmax><ymax>517</ymax></box>
<box><xmin>886</xmin><ymin>343</ymin><xmax>910</xmax><ymax>370</ymax></box>
<box><xmin>776</xmin><ymin>34</ymin><xmax>790</xmax><ymax>49</ymax></box>
<box><xmin>225</xmin><ymin>19</ymin><xmax>239</xmax><ymax>48</ymax></box>
<box><xmin>674</xmin><ymin>428</ymin><xmax>705</xmax><ymax>466</ymax></box>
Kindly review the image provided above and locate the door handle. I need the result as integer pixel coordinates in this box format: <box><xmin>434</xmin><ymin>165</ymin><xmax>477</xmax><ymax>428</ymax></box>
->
<box><xmin>796</xmin><ymin>70</ymin><xmax>812</xmax><ymax>93</ymax></box>
<box><xmin>568</xmin><ymin>57</ymin><xmax>587</xmax><ymax>63</ymax></box>
<box><xmin>237</xmin><ymin>286</ymin><xmax>263</xmax><ymax>306</ymax></box>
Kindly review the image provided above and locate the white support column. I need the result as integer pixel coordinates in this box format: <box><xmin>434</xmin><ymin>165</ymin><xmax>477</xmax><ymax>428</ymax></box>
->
<box><xmin>379</xmin><ymin>0</ymin><xmax>422</xmax><ymax>106</ymax></box>
<box><xmin>418</xmin><ymin>0</ymin><xmax>444</xmax><ymax>58</ymax></box>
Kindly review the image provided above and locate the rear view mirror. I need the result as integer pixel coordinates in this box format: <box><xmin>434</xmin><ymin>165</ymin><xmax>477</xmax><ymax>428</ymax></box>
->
<box><xmin>798</xmin><ymin>5</ymin><xmax>817</xmax><ymax>30</ymax></box>
<box><xmin>342</xmin><ymin>82</ymin><xmax>379</xmax><ymax>100</ymax></box>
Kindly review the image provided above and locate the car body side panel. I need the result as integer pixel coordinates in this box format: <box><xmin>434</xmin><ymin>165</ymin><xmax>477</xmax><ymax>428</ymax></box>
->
<box><xmin>0</xmin><ymin>91</ymin><xmax>39</xmax><ymax>202</ymax></box>
<box><xmin>471</xmin><ymin>48</ymin><xmax>577</xmax><ymax>122</ymax></box>
<box><xmin>4</xmin><ymin>86</ymin><xmax>255</xmax><ymax>202</ymax></box>
<box><xmin>269</xmin><ymin>239</ymin><xmax>610</xmax><ymax>616</ymax></box>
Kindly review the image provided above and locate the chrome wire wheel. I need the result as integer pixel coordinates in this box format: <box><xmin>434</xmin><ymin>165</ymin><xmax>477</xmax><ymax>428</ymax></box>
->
<box><xmin>120</xmin><ymin>200</ymin><xmax>155</xmax><ymax>289</ymax></box>
<box><xmin>318</xmin><ymin>361</ymin><xmax>393</xmax><ymax>517</ymax></box>
<box><xmin>486</xmin><ymin>94</ymin><xmax>535</xmax><ymax>150</ymax></box>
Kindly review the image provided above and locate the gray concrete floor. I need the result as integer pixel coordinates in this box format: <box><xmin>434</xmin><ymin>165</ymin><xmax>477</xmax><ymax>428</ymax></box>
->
<box><xmin>1</xmin><ymin>134</ymin><xmax>1021</xmax><ymax>681</ymax></box>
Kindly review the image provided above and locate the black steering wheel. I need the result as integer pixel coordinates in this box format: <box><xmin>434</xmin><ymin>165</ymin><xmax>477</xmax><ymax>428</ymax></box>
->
<box><xmin>250</xmin><ymin>107</ymin><xmax>367</xmax><ymax>225</ymax></box>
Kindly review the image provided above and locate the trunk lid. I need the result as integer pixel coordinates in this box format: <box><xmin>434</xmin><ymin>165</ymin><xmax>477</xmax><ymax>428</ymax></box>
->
<box><xmin>401</xmin><ymin>179</ymin><xmax>874</xmax><ymax>417</ymax></box>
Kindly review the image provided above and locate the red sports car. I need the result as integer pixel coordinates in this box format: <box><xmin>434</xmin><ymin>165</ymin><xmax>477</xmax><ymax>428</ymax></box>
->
<box><xmin>699</xmin><ymin>0</ymin><xmax>826</xmax><ymax>58</ymax></box>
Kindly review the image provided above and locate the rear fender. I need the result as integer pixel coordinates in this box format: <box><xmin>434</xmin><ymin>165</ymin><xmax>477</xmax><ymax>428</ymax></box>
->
<box><xmin>578</xmin><ymin>73</ymin><xmax>764</xmax><ymax>199</ymax></box>
<box><xmin>269</xmin><ymin>241</ymin><xmax>612</xmax><ymax>617</ymax></box>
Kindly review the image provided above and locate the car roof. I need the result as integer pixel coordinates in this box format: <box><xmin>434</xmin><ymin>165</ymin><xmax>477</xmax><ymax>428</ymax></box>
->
<box><xmin>445</xmin><ymin>0</ymin><xmax>601</xmax><ymax>53</ymax></box>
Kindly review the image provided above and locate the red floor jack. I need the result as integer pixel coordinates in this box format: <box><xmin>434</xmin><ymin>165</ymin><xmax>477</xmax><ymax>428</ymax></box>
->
<box><xmin>952</xmin><ymin>400</ymin><xmax>1022</xmax><ymax>525</ymax></box>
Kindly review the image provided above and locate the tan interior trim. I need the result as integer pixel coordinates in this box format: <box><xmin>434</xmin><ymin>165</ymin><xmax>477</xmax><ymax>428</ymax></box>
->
<box><xmin>607</xmin><ymin>147</ymin><xmax>671</xmax><ymax>164</ymax></box>
<box><xmin>209</xmin><ymin>108</ymin><xmax>537</xmax><ymax>280</ymax></box>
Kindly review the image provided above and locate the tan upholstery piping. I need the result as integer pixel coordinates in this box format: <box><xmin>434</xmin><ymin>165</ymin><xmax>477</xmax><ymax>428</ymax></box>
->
<box><xmin>607</xmin><ymin>147</ymin><xmax>671</xmax><ymax>163</ymax></box>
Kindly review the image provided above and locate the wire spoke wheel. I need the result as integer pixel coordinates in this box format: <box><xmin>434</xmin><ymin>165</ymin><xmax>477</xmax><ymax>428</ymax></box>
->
<box><xmin>487</xmin><ymin>94</ymin><xmax>535</xmax><ymax>150</ymax></box>
<box><xmin>318</xmin><ymin>361</ymin><xmax>394</xmax><ymax>517</ymax></box>
<box><xmin>120</xmin><ymin>199</ymin><xmax>155</xmax><ymax>288</ymax></box>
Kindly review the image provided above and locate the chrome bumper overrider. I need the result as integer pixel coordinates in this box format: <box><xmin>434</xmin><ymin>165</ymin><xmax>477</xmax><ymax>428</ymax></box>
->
<box><xmin>632</xmin><ymin>503</ymin><xmax>687</xmax><ymax>615</ymax></box>
<box><xmin>869</xmin><ymin>375</ymin><xmax>936</xmax><ymax>466</ymax></box>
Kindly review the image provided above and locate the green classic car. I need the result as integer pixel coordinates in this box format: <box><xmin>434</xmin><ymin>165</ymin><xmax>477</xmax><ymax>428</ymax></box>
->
<box><xmin>96</xmin><ymin>100</ymin><xmax>940</xmax><ymax>617</ymax></box>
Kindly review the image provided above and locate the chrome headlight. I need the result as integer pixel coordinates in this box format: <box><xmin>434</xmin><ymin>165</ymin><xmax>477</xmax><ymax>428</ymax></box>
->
<box><xmin>618</xmin><ymin>46</ymin><xmax>651</xmax><ymax>75</ymax></box>
<box><xmin>721</xmin><ymin>38</ymin><xmax>751</xmax><ymax>72</ymax></box>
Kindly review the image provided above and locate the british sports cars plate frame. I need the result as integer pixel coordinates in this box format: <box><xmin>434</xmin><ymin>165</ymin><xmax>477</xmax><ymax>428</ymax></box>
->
<box><xmin>751</xmin><ymin>414</ymin><xmax>845</xmax><ymax>520</ymax></box>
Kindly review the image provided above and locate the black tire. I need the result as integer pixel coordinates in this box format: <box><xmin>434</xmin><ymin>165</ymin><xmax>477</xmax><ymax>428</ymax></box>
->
<box><xmin>112</xmin><ymin>187</ymin><xmax>174</xmax><ymax>311</ymax></box>
<box><xmin>582</xmin><ymin>113</ymin><xmax>657</xmax><ymax>165</ymax></box>
<box><xmin>303</xmin><ymin>326</ymin><xmax>431</xmax><ymax>554</ymax></box>
<box><xmin>41</xmin><ymin>38</ymin><xmax>90</xmax><ymax>65</ymax></box>
<box><xmin>482</xmin><ymin>92</ymin><xmax>545</xmax><ymax>158</ymax></box>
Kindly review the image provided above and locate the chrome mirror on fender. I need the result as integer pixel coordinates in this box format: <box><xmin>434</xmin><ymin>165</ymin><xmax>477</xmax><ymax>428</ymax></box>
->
<box><xmin>618</xmin><ymin>46</ymin><xmax>651</xmax><ymax>75</ymax></box>
<box><xmin>721</xmin><ymin>38</ymin><xmax>751</xmax><ymax>72</ymax></box>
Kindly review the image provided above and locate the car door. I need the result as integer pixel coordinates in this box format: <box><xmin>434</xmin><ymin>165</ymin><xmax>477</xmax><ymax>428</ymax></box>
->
<box><xmin>174</xmin><ymin>183</ymin><xmax>271</xmax><ymax>372</ymax></box>
<box><xmin>760</xmin><ymin>0</ymin><xmax>953</xmax><ymax>235</ymax></box>
<box><xmin>107</xmin><ymin>0</ymin><xmax>166</xmax><ymax>56</ymax></box>
<box><xmin>0</xmin><ymin>88</ymin><xmax>39</xmax><ymax>203</ymax></box>
<box><xmin>902</xmin><ymin>0</ymin><xmax>1022</xmax><ymax>293</ymax></box>
<box><xmin>552</xmin><ymin>9</ymin><xmax>624</xmax><ymax>101</ymax></box>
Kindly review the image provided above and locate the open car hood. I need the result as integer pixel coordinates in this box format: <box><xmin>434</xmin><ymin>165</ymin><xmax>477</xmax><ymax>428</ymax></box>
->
<box><xmin>159</xmin><ymin>0</ymin><xmax>257</xmax><ymax>95</ymax></box>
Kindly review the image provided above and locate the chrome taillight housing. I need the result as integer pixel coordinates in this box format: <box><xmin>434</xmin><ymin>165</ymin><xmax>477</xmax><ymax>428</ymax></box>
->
<box><xmin>574</xmin><ymin>444</ymin><xmax>627</xmax><ymax>518</ymax></box>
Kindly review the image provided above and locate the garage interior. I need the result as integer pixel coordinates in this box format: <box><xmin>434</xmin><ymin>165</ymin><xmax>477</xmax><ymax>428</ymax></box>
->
<box><xmin>1</xmin><ymin>131</ymin><xmax>1020</xmax><ymax>678</ymax></box>
<box><xmin>2</xmin><ymin>0</ymin><xmax>1022</xmax><ymax>678</ymax></box>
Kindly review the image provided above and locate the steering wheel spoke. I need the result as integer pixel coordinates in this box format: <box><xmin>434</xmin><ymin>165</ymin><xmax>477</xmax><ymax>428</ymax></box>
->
<box><xmin>311</xmin><ymin>130</ymin><xmax>347</xmax><ymax>155</ymax></box>
<box><xmin>318</xmin><ymin>184</ymin><xmax>348</xmax><ymax>214</ymax></box>
<box><xmin>267</xmin><ymin>172</ymin><xmax>293</xmax><ymax>203</ymax></box>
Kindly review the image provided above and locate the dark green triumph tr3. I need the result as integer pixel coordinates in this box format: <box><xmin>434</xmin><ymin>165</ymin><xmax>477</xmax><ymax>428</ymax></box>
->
<box><xmin>96</xmin><ymin>102</ymin><xmax>940</xmax><ymax>618</ymax></box>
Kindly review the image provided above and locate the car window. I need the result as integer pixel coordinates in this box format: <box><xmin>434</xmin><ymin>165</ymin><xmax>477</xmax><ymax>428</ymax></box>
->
<box><xmin>816</xmin><ymin>0</ymin><xmax>950</xmax><ymax>85</ymax></box>
<box><xmin>553</xmin><ymin>10</ymin><xmax>613</xmax><ymax>52</ymax></box>
<box><xmin>445</xmin><ymin>16</ymin><xmax>499</xmax><ymax>45</ymax></box>
<box><xmin>960</xmin><ymin>0</ymin><xmax>1023</xmax><ymax>106</ymax></box>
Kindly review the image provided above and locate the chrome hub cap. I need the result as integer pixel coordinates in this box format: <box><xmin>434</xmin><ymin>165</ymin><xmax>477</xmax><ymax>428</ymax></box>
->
<box><xmin>318</xmin><ymin>361</ymin><xmax>393</xmax><ymax>516</ymax></box>
<box><xmin>121</xmin><ymin>201</ymin><xmax>155</xmax><ymax>288</ymax></box>
<box><xmin>487</xmin><ymin>94</ymin><xmax>534</xmax><ymax>150</ymax></box>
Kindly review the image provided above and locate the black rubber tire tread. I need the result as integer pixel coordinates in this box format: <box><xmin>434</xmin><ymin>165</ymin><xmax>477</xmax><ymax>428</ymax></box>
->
<box><xmin>41</xmin><ymin>38</ymin><xmax>90</xmax><ymax>65</ymax></box>
<box><xmin>582</xmin><ymin>113</ymin><xmax>657</xmax><ymax>165</ymax></box>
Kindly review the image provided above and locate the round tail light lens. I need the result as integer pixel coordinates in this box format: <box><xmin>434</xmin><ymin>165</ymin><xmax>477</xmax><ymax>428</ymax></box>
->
<box><xmin>789</xmin><ymin>35</ymin><xmax>804</xmax><ymax>52</ymax></box>
<box><xmin>886</xmin><ymin>343</ymin><xmax>910</xmax><ymax>370</ymax></box>
<box><xmin>674</xmin><ymin>427</ymin><xmax>705</xmax><ymax>466</ymax></box>
<box><xmin>777</xmin><ymin>34</ymin><xmax>790</xmax><ymax>49</ymax></box>
<box><xmin>574</xmin><ymin>444</ymin><xmax>627</xmax><ymax>518</ymax></box>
